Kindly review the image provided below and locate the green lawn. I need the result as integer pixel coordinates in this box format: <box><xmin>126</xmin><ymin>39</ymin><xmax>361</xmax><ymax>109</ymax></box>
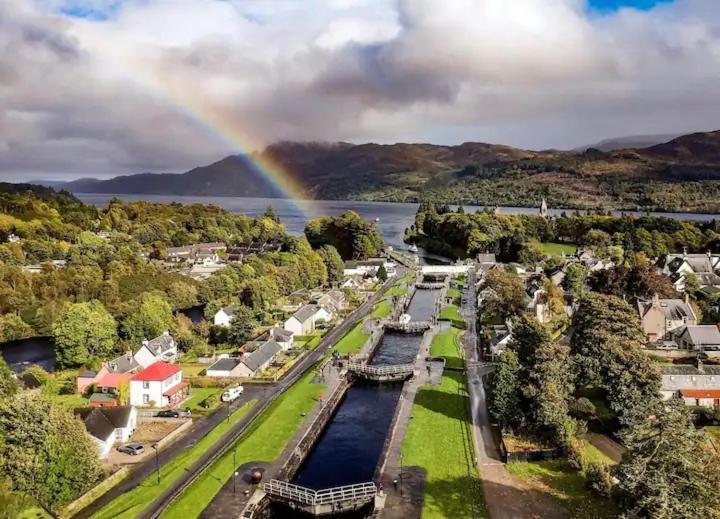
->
<box><xmin>49</xmin><ymin>393</ymin><xmax>89</xmax><ymax>409</ymax></box>
<box><xmin>582</xmin><ymin>440</ymin><xmax>614</xmax><ymax>466</ymax></box>
<box><xmin>540</xmin><ymin>242</ymin><xmax>576</xmax><ymax>257</ymax></box>
<box><xmin>429</xmin><ymin>326</ymin><xmax>465</xmax><ymax>369</ymax></box>
<box><xmin>333</xmin><ymin>322</ymin><xmax>369</xmax><ymax>355</ymax></box>
<box><xmin>178</xmin><ymin>364</ymin><xmax>207</xmax><ymax>377</ymax></box>
<box><xmin>91</xmin><ymin>401</ymin><xmax>256</xmax><ymax>519</ymax></box>
<box><xmin>402</xmin><ymin>373</ymin><xmax>487</xmax><ymax>519</ymax></box>
<box><xmin>162</xmin><ymin>369</ymin><xmax>326</xmax><ymax>518</ymax></box>
<box><xmin>507</xmin><ymin>460</ymin><xmax>617</xmax><ymax>519</ymax></box>
<box><xmin>183</xmin><ymin>388</ymin><xmax>223</xmax><ymax>412</ymax></box>
<box><xmin>447</xmin><ymin>287</ymin><xmax>461</xmax><ymax>305</ymax></box>
<box><xmin>371</xmin><ymin>301</ymin><xmax>393</xmax><ymax>319</ymax></box>
<box><xmin>439</xmin><ymin>304</ymin><xmax>462</xmax><ymax>322</ymax></box>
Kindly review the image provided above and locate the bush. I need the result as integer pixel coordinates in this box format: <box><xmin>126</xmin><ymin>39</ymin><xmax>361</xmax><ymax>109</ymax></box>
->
<box><xmin>585</xmin><ymin>461</ymin><xmax>613</xmax><ymax>497</ymax></box>
<box><xmin>200</xmin><ymin>394</ymin><xmax>218</xmax><ymax>409</ymax></box>
<box><xmin>567</xmin><ymin>438</ymin><xmax>587</xmax><ymax>472</ymax></box>
<box><xmin>570</xmin><ymin>397</ymin><xmax>597</xmax><ymax>419</ymax></box>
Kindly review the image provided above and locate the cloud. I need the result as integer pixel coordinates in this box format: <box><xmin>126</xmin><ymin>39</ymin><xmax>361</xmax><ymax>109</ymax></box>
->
<box><xmin>0</xmin><ymin>0</ymin><xmax>719</xmax><ymax>181</ymax></box>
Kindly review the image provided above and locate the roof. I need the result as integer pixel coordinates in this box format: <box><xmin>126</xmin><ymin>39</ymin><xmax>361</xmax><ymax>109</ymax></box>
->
<box><xmin>96</xmin><ymin>372</ymin><xmax>132</xmax><ymax>389</ymax></box>
<box><xmin>78</xmin><ymin>370</ymin><xmax>98</xmax><ymax>379</ymax></box>
<box><xmin>75</xmin><ymin>406</ymin><xmax>134</xmax><ymax>441</ymax></box>
<box><xmin>207</xmin><ymin>358</ymin><xmax>242</xmax><ymax>372</ymax></box>
<box><xmin>662</xmin><ymin>364</ymin><xmax>720</xmax><ymax>376</ymax></box>
<box><xmin>88</xmin><ymin>393</ymin><xmax>117</xmax><ymax>403</ymax></box>
<box><xmin>476</xmin><ymin>253</ymin><xmax>496</xmax><ymax>263</ymax></box>
<box><xmin>142</xmin><ymin>332</ymin><xmax>175</xmax><ymax>356</ymax></box>
<box><xmin>218</xmin><ymin>304</ymin><xmax>236</xmax><ymax>316</ymax></box>
<box><xmin>270</xmin><ymin>327</ymin><xmax>294</xmax><ymax>341</ymax></box>
<box><xmin>106</xmin><ymin>353</ymin><xmax>140</xmax><ymax>374</ymax></box>
<box><xmin>163</xmin><ymin>382</ymin><xmax>189</xmax><ymax>397</ymax></box>
<box><xmin>242</xmin><ymin>341</ymin><xmax>282</xmax><ymax>372</ymax></box>
<box><xmin>638</xmin><ymin>298</ymin><xmax>696</xmax><ymax>322</ymax></box>
<box><xmin>132</xmin><ymin>361</ymin><xmax>180</xmax><ymax>381</ymax></box>
<box><xmin>677</xmin><ymin>325</ymin><xmax>720</xmax><ymax>345</ymax></box>
<box><xmin>680</xmin><ymin>389</ymin><xmax>720</xmax><ymax>399</ymax></box>
<box><xmin>292</xmin><ymin>304</ymin><xmax>322</xmax><ymax>324</ymax></box>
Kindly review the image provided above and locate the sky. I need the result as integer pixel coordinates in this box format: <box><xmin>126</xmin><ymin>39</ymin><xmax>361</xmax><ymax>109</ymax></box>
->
<box><xmin>1</xmin><ymin>0</ymin><xmax>719</xmax><ymax>181</ymax></box>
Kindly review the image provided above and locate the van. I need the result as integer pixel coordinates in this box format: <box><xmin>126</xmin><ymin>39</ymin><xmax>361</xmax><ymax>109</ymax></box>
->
<box><xmin>221</xmin><ymin>385</ymin><xmax>244</xmax><ymax>402</ymax></box>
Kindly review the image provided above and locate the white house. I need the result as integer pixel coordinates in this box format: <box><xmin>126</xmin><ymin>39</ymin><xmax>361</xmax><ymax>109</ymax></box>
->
<box><xmin>130</xmin><ymin>361</ymin><xmax>188</xmax><ymax>408</ymax></box>
<box><xmin>206</xmin><ymin>357</ymin><xmax>246</xmax><ymax>378</ymax></box>
<box><xmin>134</xmin><ymin>331</ymin><xmax>177</xmax><ymax>368</ymax></box>
<box><xmin>214</xmin><ymin>304</ymin><xmax>236</xmax><ymax>327</ymax></box>
<box><xmin>661</xmin><ymin>251</ymin><xmax>720</xmax><ymax>292</ymax></box>
<box><xmin>74</xmin><ymin>406</ymin><xmax>138</xmax><ymax>459</ymax></box>
<box><xmin>284</xmin><ymin>304</ymin><xmax>332</xmax><ymax>336</ymax></box>
<box><xmin>269</xmin><ymin>327</ymin><xmax>295</xmax><ymax>350</ymax></box>
<box><xmin>207</xmin><ymin>341</ymin><xmax>284</xmax><ymax>378</ymax></box>
<box><xmin>315</xmin><ymin>290</ymin><xmax>346</xmax><ymax>314</ymax></box>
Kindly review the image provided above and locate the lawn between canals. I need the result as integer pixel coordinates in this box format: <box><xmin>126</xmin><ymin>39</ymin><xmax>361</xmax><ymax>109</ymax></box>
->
<box><xmin>429</xmin><ymin>326</ymin><xmax>465</xmax><ymax>369</ymax></box>
<box><xmin>91</xmin><ymin>401</ymin><xmax>256</xmax><ymax>519</ymax></box>
<box><xmin>401</xmin><ymin>372</ymin><xmax>488</xmax><ymax>519</ymax></box>
<box><xmin>161</xmin><ymin>368</ymin><xmax>326</xmax><ymax>518</ymax></box>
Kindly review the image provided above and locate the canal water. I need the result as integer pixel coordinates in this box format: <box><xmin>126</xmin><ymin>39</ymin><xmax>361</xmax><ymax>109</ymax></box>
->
<box><xmin>278</xmin><ymin>288</ymin><xmax>438</xmax><ymax>518</ymax></box>
<box><xmin>0</xmin><ymin>337</ymin><xmax>55</xmax><ymax>373</ymax></box>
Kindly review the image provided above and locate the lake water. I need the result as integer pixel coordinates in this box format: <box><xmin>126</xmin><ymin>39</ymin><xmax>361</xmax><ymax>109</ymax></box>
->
<box><xmin>75</xmin><ymin>194</ymin><xmax>720</xmax><ymax>252</ymax></box>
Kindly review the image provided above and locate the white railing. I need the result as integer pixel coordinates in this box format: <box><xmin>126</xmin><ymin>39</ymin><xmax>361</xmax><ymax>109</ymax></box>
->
<box><xmin>347</xmin><ymin>362</ymin><xmax>414</xmax><ymax>376</ymax></box>
<box><xmin>263</xmin><ymin>480</ymin><xmax>377</xmax><ymax>506</ymax></box>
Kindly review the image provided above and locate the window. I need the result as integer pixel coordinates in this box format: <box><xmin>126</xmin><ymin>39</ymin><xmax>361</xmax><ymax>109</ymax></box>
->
<box><xmin>143</xmin><ymin>394</ymin><xmax>149</xmax><ymax>404</ymax></box>
<box><xmin>143</xmin><ymin>381</ymin><xmax>150</xmax><ymax>389</ymax></box>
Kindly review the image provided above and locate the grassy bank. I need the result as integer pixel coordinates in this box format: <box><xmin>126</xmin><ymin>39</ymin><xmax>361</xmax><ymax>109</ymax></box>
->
<box><xmin>429</xmin><ymin>326</ymin><xmax>465</xmax><ymax>369</ymax></box>
<box><xmin>439</xmin><ymin>304</ymin><xmax>462</xmax><ymax>322</ymax></box>
<box><xmin>371</xmin><ymin>301</ymin><xmax>393</xmax><ymax>319</ymax></box>
<box><xmin>161</xmin><ymin>369</ymin><xmax>326</xmax><ymax>518</ymax></box>
<box><xmin>401</xmin><ymin>372</ymin><xmax>487</xmax><ymax>518</ymax></box>
<box><xmin>90</xmin><ymin>401</ymin><xmax>256</xmax><ymax>519</ymax></box>
<box><xmin>333</xmin><ymin>322</ymin><xmax>370</xmax><ymax>354</ymax></box>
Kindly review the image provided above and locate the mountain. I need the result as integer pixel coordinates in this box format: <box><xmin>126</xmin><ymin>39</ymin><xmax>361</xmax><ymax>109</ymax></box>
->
<box><xmin>574</xmin><ymin>133</ymin><xmax>683</xmax><ymax>152</ymax></box>
<box><xmin>59</xmin><ymin>130</ymin><xmax>720</xmax><ymax>213</ymax></box>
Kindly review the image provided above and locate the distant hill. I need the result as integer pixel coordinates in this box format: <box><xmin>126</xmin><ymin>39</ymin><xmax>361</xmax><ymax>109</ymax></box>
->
<box><xmin>58</xmin><ymin>130</ymin><xmax>720</xmax><ymax>213</ymax></box>
<box><xmin>574</xmin><ymin>134</ymin><xmax>682</xmax><ymax>152</ymax></box>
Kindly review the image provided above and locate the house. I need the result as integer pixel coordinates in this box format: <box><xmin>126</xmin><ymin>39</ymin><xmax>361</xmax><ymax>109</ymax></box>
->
<box><xmin>186</xmin><ymin>263</ymin><xmax>226</xmax><ymax>280</ymax></box>
<box><xmin>315</xmin><ymin>290</ymin><xmax>346</xmax><ymax>314</ymax></box>
<box><xmin>206</xmin><ymin>357</ymin><xmax>246</xmax><ymax>378</ymax></box>
<box><xmin>637</xmin><ymin>294</ymin><xmax>697</xmax><ymax>346</ymax></box>
<box><xmin>284</xmin><ymin>304</ymin><xmax>332</xmax><ymax>336</ymax></box>
<box><xmin>269</xmin><ymin>327</ymin><xmax>294</xmax><ymax>350</ymax></box>
<box><xmin>96</xmin><ymin>372</ymin><xmax>133</xmax><ymax>395</ymax></box>
<box><xmin>74</xmin><ymin>406</ymin><xmax>137</xmax><ymax>458</ymax></box>
<box><xmin>214</xmin><ymin>305</ymin><xmax>236</xmax><ymax>327</ymax></box>
<box><xmin>673</xmin><ymin>325</ymin><xmax>720</xmax><ymax>351</ymax></box>
<box><xmin>89</xmin><ymin>393</ymin><xmax>119</xmax><ymax>408</ymax></box>
<box><xmin>134</xmin><ymin>331</ymin><xmax>177</xmax><ymax>368</ymax></box>
<box><xmin>661</xmin><ymin>251</ymin><xmax>720</xmax><ymax>292</ymax></box>
<box><xmin>237</xmin><ymin>340</ymin><xmax>283</xmax><ymax>377</ymax></box>
<box><xmin>549</xmin><ymin>269</ymin><xmax>566</xmax><ymax>287</ymax></box>
<box><xmin>661</xmin><ymin>362</ymin><xmax>720</xmax><ymax>407</ymax></box>
<box><xmin>343</xmin><ymin>259</ymin><xmax>396</xmax><ymax>278</ymax></box>
<box><xmin>487</xmin><ymin>325</ymin><xmax>513</xmax><ymax>360</ymax></box>
<box><xmin>77</xmin><ymin>366</ymin><xmax>109</xmax><ymax>394</ymax></box>
<box><xmin>476</xmin><ymin>253</ymin><xmax>497</xmax><ymax>264</ymax></box>
<box><xmin>341</xmin><ymin>277</ymin><xmax>362</xmax><ymax>290</ymax></box>
<box><xmin>167</xmin><ymin>242</ymin><xmax>226</xmax><ymax>264</ymax></box>
<box><xmin>130</xmin><ymin>361</ymin><xmax>188</xmax><ymax>408</ymax></box>
<box><xmin>106</xmin><ymin>351</ymin><xmax>141</xmax><ymax>374</ymax></box>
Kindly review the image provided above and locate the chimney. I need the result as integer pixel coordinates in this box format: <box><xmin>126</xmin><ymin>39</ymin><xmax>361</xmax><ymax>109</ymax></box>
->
<box><xmin>652</xmin><ymin>293</ymin><xmax>660</xmax><ymax>307</ymax></box>
<box><xmin>685</xmin><ymin>293</ymin><xmax>690</xmax><ymax>306</ymax></box>
<box><xmin>683</xmin><ymin>246</ymin><xmax>688</xmax><ymax>257</ymax></box>
<box><xmin>696</xmin><ymin>356</ymin><xmax>704</xmax><ymax>373</ymax></box>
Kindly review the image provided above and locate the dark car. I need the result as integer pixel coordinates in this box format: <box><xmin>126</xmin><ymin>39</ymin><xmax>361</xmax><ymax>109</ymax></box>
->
<box><xmin>156</xmin><ymin>409</ymin><xmax>190</xmax><ymax>418</ymax></box>
<box><xmin>117</xmin><ymin>443</ymin><xmax>145</xmax><ymax>456</ymax></box>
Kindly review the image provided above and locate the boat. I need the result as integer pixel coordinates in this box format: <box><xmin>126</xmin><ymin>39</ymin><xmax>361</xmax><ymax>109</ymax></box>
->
<box><xmin>408</xmin><ymin>244</ymin><xmax>418</xmax><ymax>253</ymax></box>
<box><xmin>374</xmin><ymin>217</ymin><xmax>380</xmax><ymax>223</ymax></box>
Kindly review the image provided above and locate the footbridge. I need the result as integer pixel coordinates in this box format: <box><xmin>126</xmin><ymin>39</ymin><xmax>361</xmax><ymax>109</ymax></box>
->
<box><xmin>382</xmin><ymin>320</ymin><xmax>432</xmax><ymax>334</ymax></box>
<box><xmin>263</xmin><ymin>479</ymin><xmax>377</xmax><ymax>516</ymax></box>
<box><xmin>347</xmin><ymin>362</ymin><xmax>415</xmax><ymax>382</ymax></box>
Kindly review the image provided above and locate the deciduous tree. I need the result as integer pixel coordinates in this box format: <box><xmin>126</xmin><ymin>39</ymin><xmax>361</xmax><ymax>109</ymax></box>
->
<box><xmin>52</xmin><ymin>301</ymin><xmax>117</xmax><ymax>368</ymax></box>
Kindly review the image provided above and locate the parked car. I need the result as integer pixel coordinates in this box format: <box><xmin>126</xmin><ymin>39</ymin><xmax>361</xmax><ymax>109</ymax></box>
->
<box><xmin>117</xmin><ymin>443</ymin><xmax>145</xmax><ymax>456</ymax></box>
<box><xmin>156</xmin><ymin>409</ymin><xmax>190</xmax><ymax>418</ymax></box>
<box><xmin>221</xmin><ymin>385</ymin><xmax>244</xmax><ymax>402</ymax></box>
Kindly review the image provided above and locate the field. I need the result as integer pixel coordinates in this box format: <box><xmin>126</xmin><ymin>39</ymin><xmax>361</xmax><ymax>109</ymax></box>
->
<box><xmin>429</xmin><ymin>326</ymin><xmax>465</xmax><ymax>369</ymax></box>
<box><xmin>507</xmin><ymin>460</ymin><xmax>617</xmax><ymax>519</ymax></box>
<box><xmin>333</xmin><ymin>322</ymin><xmax>369</xmax><ymax>354</ymax></box>
<box><xmin>401</xmin><ymin>372</ymin><xmax>487</xmax><ymax>518</ymax></box>
<box><xmin>91</xmin><ymin>401</ymin><xmax>256</xmax><ymax>519</ymax></box>
<box><xmin>540</xmin><ymin>242</ymin><xmax>576</xmax><ymax>257</ymax></box>
<box><xmin>439</xmin><ymin>304</ymin><xmax>462</xmax><ymax>322</ymax></box>
<box><xmin>161</xmin><ymin>369</ymin><xmax>326</xmax><ymax>517</ymax></box>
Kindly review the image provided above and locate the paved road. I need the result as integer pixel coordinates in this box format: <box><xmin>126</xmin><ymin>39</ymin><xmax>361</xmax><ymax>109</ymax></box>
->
<box><xmin>76</xmin><ymin>276</ymin><xmax>397</xmax><ymax>519</ymax></box>
<box><xmin>461</xmin><ymin>268</ymin><xmax>567</xmax><ymax>519</ymax></box>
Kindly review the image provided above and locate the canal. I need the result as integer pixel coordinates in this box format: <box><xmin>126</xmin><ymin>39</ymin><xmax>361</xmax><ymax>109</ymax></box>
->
<box><xmin>0</xmin><ymin>336</ymin><xmax>55</xmax><ymax>373</ymax></box>
<box><xmin>274</xmin><ymin>288</ymin><xmax>439</xmax><ymax>517</ymax></box>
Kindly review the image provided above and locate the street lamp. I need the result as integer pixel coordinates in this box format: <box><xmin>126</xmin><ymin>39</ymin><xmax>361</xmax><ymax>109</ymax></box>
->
<box><xmin>152</xmin><ymin>443</ymin><xmax>160</xmax><ymax>485</ymax></box>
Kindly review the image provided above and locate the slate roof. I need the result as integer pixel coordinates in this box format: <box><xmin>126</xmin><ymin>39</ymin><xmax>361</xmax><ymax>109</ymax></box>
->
<box><xmin>638</xmin><ymin>298</ymin><xmax>696</xmax><ymax>321</ymax></box>
<box><xmin>676</xmin><ymin>325</ymin><xmax>720</xmax><ymax>346</ymax></box>
<box><xmin>220</xmin><ymin>304</ymin><xmax>236</xmax><ymax>316</ymax></box>
<box><xmin>143</xmin><ymin>332</ymin><xmax>175</xmax><ymax>356</ymax></box>
<box><xmin>662</xmin><ymin>364</ymin><xmax>720</xmax><ymax>376</ymax></box>
<box><xmin>270</xmin><ymin>327</ymin><xmax>294</xmax><ymax>341</ymax></box>
<box><xmin>106</xmin><ymin>353</ymin><xmax>140</xmax><ymax>373</ymax></box>
<box><xmin>292</xmin><ymin>304</ymin><xmax>322</xmax><ymax>324</ymax></box>
<box><xmin>75</xmin><ymin>406</ymin><xmax>134</xmax><ymax>441</ymax></box>
<box><xmin>208</xmin><ymin>358</ymin><xmax>242</xmax><ymax>372</ymax></box>
<box><xmin>242</xmin><ymin>341</ymin><xmax>282</xmax><ymax>372</ymax></box>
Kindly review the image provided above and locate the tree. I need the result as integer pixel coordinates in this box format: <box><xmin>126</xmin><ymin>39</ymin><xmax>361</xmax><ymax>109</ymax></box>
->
<box><xmin>116</xmin><ymin>379</ymin><xmax>129</xmax><ymax>405</ymax></box>
<box><xmin>0</xmin><ymin>395</ymin><xmax>103</xmax><ymax>511</ymax></box>
<box><xmin>518</xmin><ymin>239</ymin><xmax>544</xmax><ymax>265</ymax></box>
<box><xmin>489</xmin><ymin>351</ymin><xmax>522</xmax><ymax>429</ymax></box>
<box><xmin>683</xmin><ymin>272</ymin><xmax>700</xmax><ymax>297</ymax></box>
<box><xmin>377</xmin><ymin>264</ymin><xmax>389</xmax><ymax>282</ymax></box>
<box><xmin>0</xmin><ymin>356</ymin><xmax>17</xmax><ymax>399</ymax></box>
<box><xmin>616</xmin><ymin>399</ymin><xmax>720</xmax><ymax>518</ymax></box>
<box><xmin>304</xmin><ymin>211</ymin><xmax>383</xmax><ymax>260</ymax></box>
<box><xmin>562</xmin><ymin>263</ymin><xmax>587</xmax><ymax>296</ymax></box>
<box><xmin>122</xmin><ymin>292</ymin><xmax>173</xmax><ymax>342</ymax></box>
<box><xmin>482</xmin><ymin>269</ymin><xmax>527</xmax><ymax>320</ymax></box>
<box><xmin>227</xmin><ymin>306</ymin><xmax>257</xmax><ymax>344</ymax></box>
<box><xmin>0</xmin><ymin>314</ymin><xmax>33</xmax><ymax>343</ymax></box>
<box><xmin>317</xmin><ymin>245</ymin><xmax>344</xmax><ymax>285</ymax></box>
<box><xmin>52</xmin><ymin>301</ymin><xmax>117</xmax><ymax>368</ymax></box>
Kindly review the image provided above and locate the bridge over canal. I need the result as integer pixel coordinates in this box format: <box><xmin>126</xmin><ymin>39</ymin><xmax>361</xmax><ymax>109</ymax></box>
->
<box><xmin>347</xmin><ymin>362</ymin><xmax>414</xmax><ymax>382</ymax></box>
<box><xmin>263</xmin><ymin>479</ymin><xmax>378</xmax><ymax>516</ymax></box>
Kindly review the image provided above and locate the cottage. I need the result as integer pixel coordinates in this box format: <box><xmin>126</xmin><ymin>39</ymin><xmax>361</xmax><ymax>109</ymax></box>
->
<box><xmin>213</xmin><ymin>305</ymin><xmax>236</xmax><ymax>327</ymax></box>
<box><xmin>661</xmin><ymin>363</ymin><xmax>720</xmax><ymax>407</ymax></box>
<box><xmin>487</xmin><ymin>325</ymin><xmax>512</xmax><ymax>360</ymax></box>
<box><xmin>206</xmin><ymin>357</ymin><xmax>246</xmax><ymax>378</ymax></box>
<box><xmin>74</xmin><ymin>406</ymin><xmax>137</xmax><ymax>458</ymax></box>
<box><xmin>661</xmin><ymin>251</ymin><xmax>720</xmax><ymax>292</ymax></box>
<box><xmin>315</xmin><ymin>290</ymin><xmax>346</xmax><ymax>314</ymax></box>
<box><xmin>637</xmin><ymin>294</ymin><xmax>697</xmax><ymax>346</ymax></box>
<box><xmin>269</xmin><ymin>327</ymin><xmax>295</xmax><ymax>350</ymax></box>
<box><xmin>238</xmin><ymin>340</ymin><xmax>283</xmax><ymax>377</ymax></box>
<box><xmin>167</xmin><ymin>242</ymin><xmax>226</xmax><ymax>264</ymax></box>
<box><xmin>284</xmin><ymin>304</ymin><xmax>332</xmax><ymax>336</ymax></box>
<box><xmin>673</xmin><ymin>325</ymin><xmax>720</xmax><ymax>351</ymax></box>
<box><xmin>77</xmin><ymin>366</ymin><xmax>109</xmax><ymax>394</ymax></box>
<box><xmin>106</xmin><ymin>352</ymin><xmax>141</xmax><ymax>374</ymax></box>
<box><xmin>134</xmin><ymin>331</ymin><xmax>177</xmax><ymax>367</ymax></box>
<box><xmin>129</xmin><ymin>361</ymin><xmax>188</xmax><ymax>408</ymax></box>
<box><xmin>96</xmin><ymin>372</ymin><xmax>133</xmax><ymax>395</ymax></box>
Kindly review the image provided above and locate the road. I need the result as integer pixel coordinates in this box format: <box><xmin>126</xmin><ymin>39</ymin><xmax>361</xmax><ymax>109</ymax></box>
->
<box><xmin>461</xmin><ymin>267</ymin><xmax>567</xmax><ymax>519</ymax></box>
<box><xmin>76</xmin><ymin>275</ymin><xmax>398</xmax><ymax>519</ymax></box>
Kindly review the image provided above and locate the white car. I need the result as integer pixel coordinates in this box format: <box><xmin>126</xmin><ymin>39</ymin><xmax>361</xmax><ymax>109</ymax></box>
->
<box><xmin>221</xmin><ymin>386</ymin><xmax>244</xmax><ymax>402</ymax></box>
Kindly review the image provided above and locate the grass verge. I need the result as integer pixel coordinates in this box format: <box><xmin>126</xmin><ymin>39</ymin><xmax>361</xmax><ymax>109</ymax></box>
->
<box><xmin>429</xmin><ymin>326</ymin><xmax>465</xmax><ymax>369</ymax></box>
<box><xmin>507</xmin><ymin>460</ymin><xmax>617</xmax><ymax>519</ymax></box>
<box><xmin>371</xmin><ymin>301</ymin><xmax>393</xmax><ymax>319</ymax></box>
<box><xmin>91</xmin><ymin>401</ymin><xmax>256</xmax><ymax>519</ymax></box>
<box><xmin>161</xmin><ymin>369</ymin><xmax>326</xmax><ymax>518</ymax></box>
<box><xmin>183</xmin><ymin>388</ymin><xmax>223</xmax><ymax>413</ymax></box>
<box><xmin>333</xmin><ymin>322</ymin><xmax>369</xmax><ymax>355</ymax></box>
<box><xmin>401</xmin><ymin>372</ymin><xmax>487</xmax><ymax>518</ymax></box>
<box><xmin>439</xmin><ymin>304</ymin><xmax>462</xmax><ymax>322</ymax></box>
